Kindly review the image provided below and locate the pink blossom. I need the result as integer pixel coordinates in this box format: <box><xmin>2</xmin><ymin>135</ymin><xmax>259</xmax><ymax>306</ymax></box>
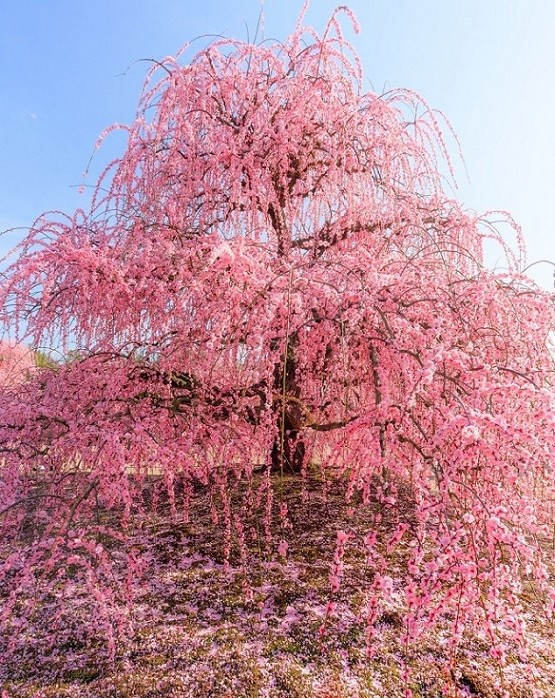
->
<box><xmin>0</xmin><ymin>340</ymin><xmax>36</xmax><ymax>388</ymax></box>
<box><xmin>0</xmin><ymin>5</ymin><xmax>552</xmax><ymax>683</ymax></box>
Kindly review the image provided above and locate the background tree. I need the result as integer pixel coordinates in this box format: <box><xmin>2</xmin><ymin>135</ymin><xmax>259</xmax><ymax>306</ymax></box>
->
<box><xmin>1</xmin><ymin>5</ymin><xmax>554</xmax><ymax>682</ymax></box>
<box><xmin>0</xmin><ymin>340</ymin><xmax>36</xmax><ymax>387</ymax></box>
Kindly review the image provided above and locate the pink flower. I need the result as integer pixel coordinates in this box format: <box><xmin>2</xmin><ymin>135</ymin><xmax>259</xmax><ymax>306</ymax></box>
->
<box><xmin>336</xmin><ymin>530</ymin><xmax>349</xmax><ymax>545</ymax></box>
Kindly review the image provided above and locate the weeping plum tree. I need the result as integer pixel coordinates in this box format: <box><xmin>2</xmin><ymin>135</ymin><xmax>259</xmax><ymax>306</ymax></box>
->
<box><xmin>1</xmin><ymin>4</ymin><xmax>555</xmax><ymax>679</ymax></box>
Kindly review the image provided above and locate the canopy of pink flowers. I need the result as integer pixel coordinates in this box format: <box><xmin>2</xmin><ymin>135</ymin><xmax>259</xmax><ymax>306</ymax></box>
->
<box><xmin>0</xmin><ymin>7</ymin><xmax>554</xmax><ymax>689</ymax></box>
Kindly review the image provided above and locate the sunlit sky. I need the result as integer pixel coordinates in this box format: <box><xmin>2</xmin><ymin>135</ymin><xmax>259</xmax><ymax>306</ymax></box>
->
<box><xmin>1</xmin><ymin>1</ymin><xmax>554</xmax><ymax>287</ymax></box>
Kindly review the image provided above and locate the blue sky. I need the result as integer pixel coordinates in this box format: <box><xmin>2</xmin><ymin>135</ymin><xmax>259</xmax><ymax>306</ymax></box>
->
<box><xmin>1</xmin><ymin>1</ymin><xmax>554</xmax><ymax>287</ymax></box>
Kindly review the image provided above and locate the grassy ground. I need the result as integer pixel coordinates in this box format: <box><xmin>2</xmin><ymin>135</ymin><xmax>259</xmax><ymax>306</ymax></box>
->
<box><xmin>2</xmin><ymin>471</ymin><xmax>555</xmax><ymax>698</ymax></box>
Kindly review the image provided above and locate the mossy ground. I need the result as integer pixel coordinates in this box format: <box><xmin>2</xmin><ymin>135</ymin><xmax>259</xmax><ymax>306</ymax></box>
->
<box><xmin>2</xmin><ymin>471</ymin><xmax>555</xmax><ymax>697</ymax></box>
